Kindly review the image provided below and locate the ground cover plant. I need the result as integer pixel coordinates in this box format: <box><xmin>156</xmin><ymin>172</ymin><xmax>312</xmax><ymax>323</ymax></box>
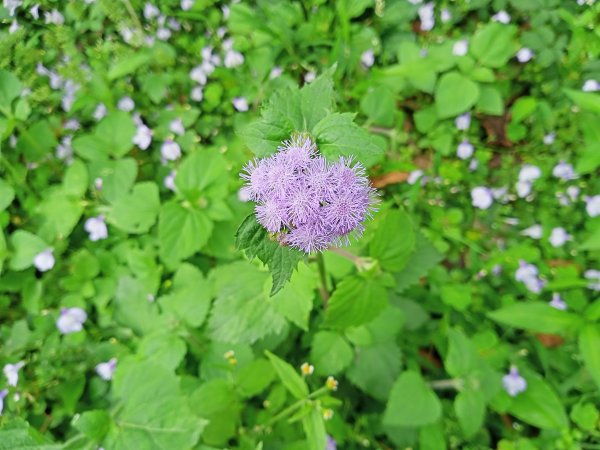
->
<box><xmin>1</xmin><ymin>0</ymin><xmax>600</xmax><ymax>449</ymax></box>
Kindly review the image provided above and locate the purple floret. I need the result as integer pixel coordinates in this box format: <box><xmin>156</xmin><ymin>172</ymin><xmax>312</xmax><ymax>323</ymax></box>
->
<box><xmin>240</xmin><ymin>135</ymin><xmax>378</xmax><ymax>253</ymax></box>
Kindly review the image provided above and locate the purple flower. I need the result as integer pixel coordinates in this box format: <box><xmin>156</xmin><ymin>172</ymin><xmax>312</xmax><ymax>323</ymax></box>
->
<box><xmin>241</xmin><ymin>136</ymin><xmax>377</xmax><ymax>253</ymax></box>
<box><xmin>549</xmin><ymin>227</ymin><xmax>572</xmax><ymax>247</ymax></box>
<box><xmin>520</xmin><ymin>224</ymin><xmax>543</xmax><ymax>239</ymax></box>
<box><xmin>552</xmin><ymin>161</ymin><xmax>576</xmax><ymax>180</ymax></box>
<box><xmin>361</xmin><ymin>49</ymin><xmax>375</xmax><ymax>68</ymax></box>
<box><xmin>95</xmin><ymin>358</ymin><xmax>117</xmax><ymax>381</ymax></box>
<box><xmin>492</xmin><ymin>10</ymin><xmax>511</xmax><ymax>24</ymax></box>
<box><xmin>455</xmin><ymin>112</ymin><xmax>471</xmax><ymax>130</ymax></box>
<box><xmin>117</xmin><ymin>96</ymin><xmax>135</xmax><ymax>112</ymax></box>
<box><xmin>502</xmin><ymin>366</ymin><xmax>527</xmax><ymax>397</ymax></box>
<box><xmin>471</xmin><ymin>187</ymin><xmax>493</xmax><ymax>209</ymax></box>
<box><xmin>56</xmin><ymin>307</ymin><xmax>87</xmax><ymax>334</ymax></box>
<box><xmin>3</xmin><ymin>361</ymin><xmax>25</xmax><ymax>387</ymax></box>
<box><xmin>549</xmin><ymin>293</ymin><xmax>567</xmax><ymax>310</ymax></box>
<box><xmin>161</xmin><ymin>140</ymin><xmax>181</xmax><ymax>161</ymax></box>
<box><xmin>0</xmin><ymin>389</ymin><xmax>7</xmax><ymax>415</ymax></box>
<box><xmin>584</xmin><ymin>195</ymin><xmax>600</xmax><ymax>217</ymax></box>
<box><xmin>456</xmin><ymin>139</ymin><xmax>474</xmax><ymax>159</ymax></box>
<box><xmin>84</xmin><ymin>215</ymin><xmax>108</xmax><ymax>241</ymax></box>
<box><xmin>232</xmin><ymin>97</ymin><xmax>249</xmax><ymax>112</ymax></box>
<box><xmin>453</xmin><ymin>40</ymin><xmax>469</xmax><ymax>56</ymax></box>
<box><xmin>326</xmin><ymin>435</ymin><xmax>337</xmax><ymax>450</ymax></box>
<box><xmin>33</xmin><ymin>248</ymin><xmax>55</xmax><ymax>272</ymax></box>
<box><xmin>516</xmin><ymin>48</ymin><xmax>534</xmax><ymax>63</ymax></box>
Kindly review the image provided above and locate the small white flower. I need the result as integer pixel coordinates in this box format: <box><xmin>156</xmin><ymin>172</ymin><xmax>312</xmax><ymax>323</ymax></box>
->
<box><xmin>3</xmin><ymin>361</ymin><xmax>25</xmax><ymax>387</ymax></box>
<box><xmin>0</xmin><ymin>389</ymin><xmax>7</xmax><ymax>416</ymax></box>
<box><xmin>515</xmin><ymin>260</ymin><xmax>538</xmax><ymax>282</ymax></box>
<box><xmin>584</xmin><ymin>269</ymin><xmax>600</xmax><ymax>291</ymax></box>
<box><xmin>156</xmin><ymin>27</ymin><xmax>171</xmax><ymax>41</ymax></box>
<box><xmin>456</xmin><ymin>139</ymin><xmax>474</xmax><ymax>160</ymax></box>
<box><xmin>63</xmin><ymin>119</ymin><xmax>80</xmax><ymax>131</ymax></box>
<box><xmin>94</xmin><ymin>177</ymin><xmax>103</xmax><ymax>190</ymax></box>
<box><xmin>143</xmin><ymin>2</ymin><xmax>160</xmax><ymax>20</ymax></box>
<box><xmin>232</xmin><ymin>97</ymin><xmax>249</xmax><ymax>112</ymax></box>
<box><xmin>181</xmin><ymin>0</ymin><xmax>194</xmax><ymax>11</ymax></box>
<box><xmin>169</xmin><ymin>118</ymin><xmax>185</xmax><ymax>136</ymax></box>
<box><xmin>164</xmin><ymin>171</ymin><xmax>177</xmax><ymax>192</ymax></box>
<box><xmin>552</xmin><ymin>161</ymin><xmax>576</xmax><ymax>180</ymax></box>
<box><xmin>502</xmin><ymin>366</ymin><xmax>527</xmax><ymax>397</ymax></box>
<box><xmin>407</xmin><ymin>170</ymin><xmax>423</xmax><ymax>185</ymax></box>
<box><xmin>418</xmin><ymin>3</ymin><xmax>435</xmax><ymax>31</ymax></box>
<box><xmin>519</xmin><ymin>165</ymin><xmax>541</xmax><ymax>183</ymax></box>
<box><xmin>520</xmin><ymin>224</ymin><xmax>543</xmax><ymax>239</ymax></box>
<box><xmin>584</xmin><ymin>195</ymin><xmax>600</xmax><ymax>217</ymax></box>
<box><xmin>33</xmin><ymin>248</ymin><xmax>55</xmax><ymax>272</ymax></box>
<box><xmin>516</xmin><ymin>180</ymin><xmax>532</xmax><ymax>198</ymax></box>
<box><xmin>360</xmin><ymin>49</ymin><xmax>375</xmax><ymax>68</ymax></box>
<box><xmin>161</xmin><ymin>140</ymin><xmax>181</xmax><ymax>161</ymax></box>
<box><xmin>44</xmin><ymin>9</ymin><xmax>64</xmax><ymax>25</ymax></box>
<box><xmin>56</xmin><ymin>307</ymin><xmax>87</xmax><ymax>334</ymax></box>
<box><xmin>304</xmin><ymin>71</ymin><xmax>316</xmax><ymax>83</ymax></box>
<box><xmin>492</xmin><ymin>10</ymin><xmax>511</xmax><ymax>24</ymax></box>
<box><xmin>543</xmin><ymin>132</ymin><xmax>555</xmax><ymax>145</ymax></box>
<box><xmin>471</xmin><ymin>186</ymin><xmax>493</xmax><ymax>209</ymax></box>
<box><xmin>452</xmin><ymin>40</ymin><xmax>469</xmax><ymax>56</ymax></box>
<box><xmin>468</xmin><ymin>159</ymin><xmax>479</xmax><ymax>171</ymax></box>
<box><xmin>167</xmin><ymin>18</ymin><xmax>181</xmax><ymax>31</ymax></box>
<box><xmin>8</xmin><ymin>20</ymin><xmax>19</xmax><ymax>34</ymax></box>
<box><xmin>224</xmin><ymin>50</ymin><xmax>244</xmax><ymax>68</ymax></box>
<box><xmin>117</xmin><ymin>96</ymin><xmax>135</xmax><ymax>112</ymax></box>
<box><xmin>95</xmin><ymin>358</ymin><xmax>117</xmax><ymax>381</ymax></box>
<box><xmin>516</xmin><ymin>48</ymin><xmax>534</xmax><ymax>63</ymax></box>
<box><xmin>455</xmin><ymin>113</ymin><xmax>471</xmax><ymax>130</ymax></box>
<box><xmin>133</xmin><ymin>123</ymin><xmax>153</xmax><ymax>150</ymax></box>
<box><xmin>191</xmin><ymin>86</ymin><xmax>204</xmax><ymax>102</ymax></box>
<box><xmin>190</xmin><ymin>66</ymin><xmax>207</xmax><ymax>85</ymax></box>
<box><xmin>56</xmin><ymin>136</ymin><xmax>73</xmax><ymax>161</ymax></box>
<box><xmin>440</xmin><ymin>8</ymin><xmax>452</xmax><ymax>22</ymax></box>
<box><xmin>567</xmin><ymin>186</ymin><xmax>580</xmax><ymax>202</ymax></box>
<box><xmin>549</xmin><ymin>227</ymin><xmax>572</xmax><ymax>247</ymax></box>
<box><xmin>93</xmin><ymin>103</ymin><xmax>107</xmax><ymax>121</ymax></box>
<box><xmin>582</xmin><ymin>80</ymin><xmax>600</xmax><ymax>92</ymax></box>
<box><xmin>4</xmin><ymin>0</ymin><xmax>22</xmax><ymax>16</ymax></box>
<box><xmin>84</xmin><ymin>216</ymin><xmax>108</xmax><ymax>241</ymax></box>
<box><xmin>549</xmin><ymin>293</ymin><xmax>567</xmax><ymax>310</ymax></box>
<box><xmin>270</xmin><ymin>66</ymin><xmax>283</xmax><ymax>79</ymax></box>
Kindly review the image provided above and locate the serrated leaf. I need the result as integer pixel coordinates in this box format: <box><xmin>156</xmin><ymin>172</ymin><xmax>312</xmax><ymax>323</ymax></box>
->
<box><xmin>370</xmin><ymin>209</ymin><xmax>416</xmax><ymax>272</ymax></box>
<box><xmin>384</xmin><ymin>371</ymin><xmax>442</xmax><ymax>427</ymax></box>
<box><xmin>235</xmin><ymin>214</ymin><xmax>303</xmax><ymax>295</ymax></box>
<box><xmin>347</xmin><ymin>341</ymin><xmax>402</xmax><ymax>401</ymax></box>
<box><xmin>272</xmin><ymin>264</ymin><xmax>317</xmax><ymax>330</ymax></box>
<box><xmin>395</xmin><ymin>232</ymin><xmax>443</xmax><ymax>292</ymax></box>
<box><xmin>300</xmin><ymin>66</ymin><xmax>335</xmax><ymax>131</ymax></box>
<box><xmin>0</xmin><ymin>419</ymin><xmax>60</xmax><ymax>450</ymax></box>
<box><xmin>313</xmin><ymin>112</ymin><xmax>385</xmax><ymax>167</ymax></box>
<box><xmin>310</xmin><ymin>331</ymin><xmax>353</xmax><ymax>375</ymax></box>
<box><xmin>324</xmin><ymin>275</ymin><xmax>389</xmax><ymax>329</ymax></box>
<box><xmin>265</xmin><ymin>350</ymin><xmax>309</xmax><ymax>400</ymax></box>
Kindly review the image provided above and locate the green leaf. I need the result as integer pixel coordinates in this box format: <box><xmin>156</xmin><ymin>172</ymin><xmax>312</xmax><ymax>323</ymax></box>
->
<box><xmin>73</xmin><ymin>410</ymin><xmax>111</xmax><ymax>443</ymax></box>
<box><xmin>109</xmin><ymin>360</ymin><xmax>206</xmax><ymax>450</ymax></box>
<box><xmin>441</xmin><ymin>284</ymin><xmax>472</xmax><ymax>311</ymax></box>
<box><xmin>138</xmin><ymin>333</ymin><xmax>187</xmax><ymax>371</ymax></box>
<box><xmin>435</xmin><ymin>72</ymin><xmax>480</xmax><ymax>119</ymax></box>
<box><xmin>158</xmin><ymin>201</ymin><xmax>213</xmax><ymax>267</ymax></box>
<box><xmin>0</xmin><ymin>419</ymin><xmax>60</xmax><ymax>450</ymax></box>
<box><xmin>16</xmin><ymin>121</ymin><xmax>57</xmax><ymax>162</ymax></box>
<box><xmin>570</xmin><ymin>402</ymin><xmax>599</xmax><ymax>431</ymax></box>
<box><xmin>507</xmin><ymin>372</ymin><xmax>568</xmax><ymax>429</ymax></box>
<box><xmin>235</xmin><ymin>214</ymin><xmax>303</xmax><ymax>295</ymax></box>
<box><xmin>236</xmin><ymin>359</ymin><xmax>276</xmax><ymax>398</ymax></box>
<box><xmin>108</xmin><ymin>51</ymin><xmax>152</xmax><ymax>80</ymax></box>
<box><xmin>395</xmin><ymin>231</ymin><xmax>443</xmax><ymax>292</ymax></box>
<box><xmin>579</xmin><ymin>227</ymin><xmax>600</xmax><ymax>251</ymax></box>
<box><xmin>477</xmin><ymin>85</ymin><xmax>504</xmax><ymax>115</ymax></box>
<box><xmin>62</xmin><ymin>159</ymin><xmax>89</xmax><ymax>198</ymax></box>
<box><xmin>384</xmin><ymin>371</ymin><xmax>442</xmax><ymax>427</ymax></box>
<box><xmin>159</xmin><ymin>263</ymin><xmax>212</xmax><ymax>328</ymax></box>
<box><xmin>470</xmin><ymin>23</ymin><xmax>518</xmax><ymax>68</ymax></box>
<box><xmin>445</xmin><ymin>329</ymin><xmax>478</xmax><ymax>377</ymax></box>
<box><xmin>208</xmin><ymin>262</ymin><xmax>287</xmax><ymax>343</ymax></box>
<box><xmin>487</xmin><ymin>302</ymin><xmax>582</xmax><ymax>334</ymax></box>
<box><xmin>324</xmin><ymin>275</ymin><xmax>388</xmax><ymax>329</ymax></box>
<box><xmin>300</xmin><ymin>67</ymin><xmax>335</xmax><ymax>131</ymax></box>
<box><xmin>8</xmin><ymin>231</ymin><xmax>48</xmax><ymax>271</ymax></box>
<box><xmin>272</xmin><ymin>264</ymin><xmax>317</xmax><ymax>330</ymax></box>
<box><xmin>370</xmin><ymin>209</ymin><xmax>416</xmax><ymax>272</ymax></box>
<box><xmin>265</xmin><ymin>350</ymin><xmax>309</xmax><ymax>400</ymax></box>
<box><xmin>0</xmin><ymin>70</ymin><xmax>21</xmax><ymax>111</ymax></box>
<box><xmin>0</xmin><ymin>178</ymin><xmax>15</xmax><ymax>211</ymax></box>
<box><xmin>302</xmin><ymin>406</ymin><xmax>327</xmax><ymax>450</ymax></box>
<box><xmin>347</xmin><ymin>341</ymin><xmax>402</xmax><ymax>401</ymax></box>
<box><xmin>564</xmin><ymin>89</ymin><xmax>600</xmax><ymax>114</ymax></box>
<box><xmin>96</xmin><ymin>112</ymin><xmax>136</xmax><ymax>158</ymax></box>
<box><xmin>175</xmin><ymin>150</ymin><xmax>229</xmax><ymax>203</ymax></box>
<box><xmin>108</xmin><ymin>182</ymin><xmax>160</xmax><ymax>234</ymax></box>
<box><xmin>579</xmin><ymin>324</ymin><xmax>600</xmax><ymax>390</ymax></box>
<box><xmin>455</xmin><ymin>389</ymin><xmax>485</xmax><ymax>438</ymax></box>
<box><xmin>360</xmin><ymin>85</ymin><xmax>396</xmax><ymax>127</ymax></box>
<box><xmin>310</xmin><ymin>331</ymin><xmax>354</xmax><ymax>376</ymax></box>
<box><xmin>313</xmin><ymin>113</ymin><xmax>385</xmax><ymax>167</ymax></box>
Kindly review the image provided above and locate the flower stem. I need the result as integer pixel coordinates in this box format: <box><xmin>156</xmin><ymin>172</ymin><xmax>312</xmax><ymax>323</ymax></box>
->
<box><xmin>316</xmin><ymin>253</ymin><xmax>330</xmax><ymax>307</ymax></box>
<box><xmin>428</xmin><ymin>378</ymin><xmax>463</xmax><ymax>390</ymax></box>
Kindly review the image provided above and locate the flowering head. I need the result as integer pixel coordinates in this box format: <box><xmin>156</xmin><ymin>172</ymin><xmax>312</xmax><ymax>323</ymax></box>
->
<box><xmin>240</xmin><ymin>136</ymin><xmax>378</xmax><ymax>253</ymax></box>
<box><xmin>502</xmin><ymin>366</ymin><xmax>527</xmax><ymax>397</ymax></box>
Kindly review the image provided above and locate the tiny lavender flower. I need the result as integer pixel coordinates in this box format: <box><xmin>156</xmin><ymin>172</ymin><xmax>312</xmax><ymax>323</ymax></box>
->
<box><xmin>84</xmin><ymin>215</ymin><xmax>108</xmax><ymax>241</ymax></box>
<box><xmin>161</xmin><ymin>140</ymin><xmax>181</xmax><ymax>161</ymax></box>
<box><xmin>33</xmin><ymin>248</ymin><xmax>55</xmax><ymax>272</ymax></box>
<box><xmin>3</xmin><ymin>361</ymin><xmax>25</xmax><ymax>387</ymax></box>
<box><xmin>582</xmin><ymin>79</ymin><xmax>600</xmax><ymax>92</ymax></box>
<box><xmin>471</xmin><ymin>187</ymin><xmax>493</xmax><ymax>209</ymax></box>
<box><xmin>584</xmin><ymin>195</ymin><xmax>600</xmax><ymax>217</ymax></box>
<box><xmin>520</xmin><ymin>224</ymin><xmax>543</xmax><ymax>239</ymax></box>
<box><xmin>326</xmin><ymin>435</ymin><xmax>337</xmax><ymax>450</ymax></box>
<box><xmin>95</xmin><ymin>358</ymin><xmax>117</xmax><ymax>381</ymax></box>
<box><xmin>492</xmin><ymin>10</ymin><xmax>511</xmax><ymax>24</ymax></box>
<box><xmin>452</xmin><ymin>40</ymin><xmax>469</xmax><ymax>56</ymax></box>
<box><xmin>455</xmin><ymin>112</ymin><xmax>471</xmax><ymax>130</ymax></box>
<box><xmin>552</xmin><ymin>161</ymin><xmax>576</xmax><ymax>180</ymax></box>
<box><xmin>241</xmin><ymin>136</ymin><xmax>378</xmax><ymax>253</ymax></box>
<box><xmin>117</xmin><ymin>96</ymin><xmax>135</xmax><ymax>112</ymax></box>
<box><xmin>232</xmin><ymin>97</ymin><xmax>249</xmax><ymax>112</ymax></box>
<box><xmin>549</xmin><ymin>227</ymin><xmax>572</xmax><ymax>247</ymax></box>
<box><xmin>543</xmin><ymin>132</ymin><xmax>555</xmax><ymax>145</ymax></box>
<box><xmin>457</xmin><ymin>139</ymin><xmax>474</xmax><ymax>160</ymax></box>
<box><xmin>549</xmin><ymin>293</ymin><xmax>567</xmax><ymax>310</ymax></box>
<box><xmin>0</xmin><ymin>389</ymin><xmax>7</xmax><ymax>416</ymax></box>
<box><xmin>56</xmin><ymin>307</ymin><xmax>87</xmax><ymax>334</ymax></box>
<box><xmin>516</xmin><ymin>48</ymin><xmax>534</xmax><ymax>63</ymax></box>
<box><xmin>584</xmin><ymin>270</ymin><xmax>600</xmax><ymax>291</ymax></box>
<box><xmin>502</xmin><ymin>366</ymin><xmax>527</xmax><ymax>397</ymax></box>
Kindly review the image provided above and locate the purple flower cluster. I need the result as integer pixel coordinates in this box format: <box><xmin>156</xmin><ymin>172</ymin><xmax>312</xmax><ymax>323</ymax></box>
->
<box><xmin>240</xmin><ymin>136</ymin><xmax>378</xmax><ymax>253</ymax></box>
